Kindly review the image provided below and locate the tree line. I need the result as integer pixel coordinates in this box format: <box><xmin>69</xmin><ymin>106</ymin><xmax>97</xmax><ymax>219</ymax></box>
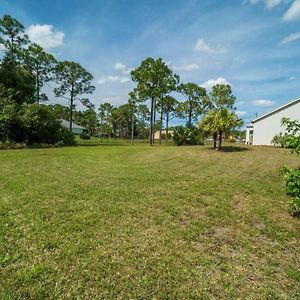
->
<box><xmin>0</xmin><ymin>14</ymin><xmax>243</xmax><ymax>149</ymax></box>
<box><xmin>0</xmin><ymin>14</ymin><xmax>95</xmax><ymax>145</ymax></box>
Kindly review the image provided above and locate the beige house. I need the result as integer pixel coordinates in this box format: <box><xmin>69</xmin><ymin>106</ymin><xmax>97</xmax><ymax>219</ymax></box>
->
<box><xmin>154</xmin><ymin>130</ymin><xmax>174</xmax><ymax>140</ymax></box>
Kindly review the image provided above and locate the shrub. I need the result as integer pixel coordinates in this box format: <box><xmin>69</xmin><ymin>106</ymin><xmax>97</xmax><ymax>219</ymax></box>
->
<box><xmin>272</xmin><ymin>133</ymin><xmax>285</xmax><ymax>148</ymax></box>
<box><xmin>80</xmin><ymin>131</ymin><xmax>91</xmax><ymax>139</ymax></box>
<box><xmin>281</xmin><ymin>166</ymin><xmax>300</xmax><ymax>216</ymax></box>
<box><xmin>19</xmin><ymin>104</ymin><xmax>76</xmax><ymax>146</ymax></box>
<box><xmin>280</xmin><ymin>118</ymin><xmax>300</xmax><ymax>216</ymax></box>
<box><xmin>172</xmin><ymin>126</ymin><xmax>204</xmax><ymax>146</ymax></box>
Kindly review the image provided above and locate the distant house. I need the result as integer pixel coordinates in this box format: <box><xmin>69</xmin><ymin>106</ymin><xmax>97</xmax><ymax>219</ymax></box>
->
<box><xmin>154</xmin><ymin>130</ymin><xmax>174</xmax><ymax>140</ymax></box>
<box><xmin>60</xmin><ymin>119</ymin><xmax>85</xmax><ymax>135</ymax></box>
<box><xmin>245</xmin><ymin>97</ymin><xmax>300</xmax><ymax>145</ymax></box>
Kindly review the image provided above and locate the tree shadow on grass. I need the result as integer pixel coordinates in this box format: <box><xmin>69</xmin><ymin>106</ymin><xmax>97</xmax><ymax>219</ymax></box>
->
<box><xmin>209</xmin><ymin>145</ymin><xmax>251</xmax><ymax>152</ymax></box>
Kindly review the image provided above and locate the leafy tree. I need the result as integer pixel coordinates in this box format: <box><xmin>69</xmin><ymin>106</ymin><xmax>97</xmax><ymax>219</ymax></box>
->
<box><xmin>48</xmin><ymin>103</ymin><xmax>70</xmax><ymax>120</ymax></box>
<box><xmin>163</xmin><ymin>95</ymin><xmax>178</xmax><ymax>142</ymax></box>
<box><xmin>19</xmin><ymin>104</ymin><xmax>75</xmax><ymax>145</ymax></box>
<box><xmin>54</xmin><ymin>61</ymin><xmax>95</xmax><ymax>131</ymax></box>
<box><xmin>131</xmin><ymin>57</ymin><xmax>179</xmax><ymax>145</ymax></box>
<box><xmin>0</xmin><ymin>61</ymin><xmax>35</xmax><ymax>105</ymax></box>
<box><xmin>200</xmin><ymin>108</ymin><xmax>242</xmax><ymax>150</ymax></box>
<box><xmin>0</xmin><ymin>14</ymin><xmax>29</xmax><ymax>64</ymax></box>
<box><xmin>98</xmin><ymin>102</ymin><xmax>113</xmax><ymax>134</ymax></box>
<box><xmin>75</xmin><ymin>108</ymin><xmax>98</xmax><ymax>135</ymax></box>
<box><xmin>203</xmin><ymin>84</ymin><xmax>237</xmax><ymax>148</ymax></box>
<box><xmin>178</xmin><ymin>83</ymin><xmax>207</xmax><ymax>127</ymax></box>
<box><xmin>0</xmin><ymin>84</ymin><xmax>17</xmax><ymax>142</ymax></box>
<box><xmin>22</xmin><ymin>43</ymin><xmax>56</xmax><ymax>104</ymax></box>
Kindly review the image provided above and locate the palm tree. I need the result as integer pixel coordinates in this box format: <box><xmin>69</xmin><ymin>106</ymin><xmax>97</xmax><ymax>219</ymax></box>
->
<box><xmin>200</xmin><ymin>108</ymin><xmax>242</xmax><ymax>150</ymax></box>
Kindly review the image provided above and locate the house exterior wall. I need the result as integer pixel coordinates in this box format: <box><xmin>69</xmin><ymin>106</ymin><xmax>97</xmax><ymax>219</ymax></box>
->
<box><xmin>245</xmin><ymin>125</ymin><xmax>253</xmax><ymax>144</ymax></box>
<box><xmin>252</xmin><ymin>101</ymin><xmax>300</xmax><ymax>145</ymax></box>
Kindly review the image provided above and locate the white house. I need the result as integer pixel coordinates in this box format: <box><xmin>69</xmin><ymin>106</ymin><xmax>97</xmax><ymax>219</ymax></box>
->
<box><xmin>246</xmin><ymin>97</ymin><xmax>300</xmax><ymax>145</ymax></box>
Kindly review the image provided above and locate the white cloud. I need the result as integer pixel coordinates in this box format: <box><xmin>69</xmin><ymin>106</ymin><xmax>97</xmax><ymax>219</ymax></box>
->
<box><xmin>172</xmin><ymin>63</ymin><xmax>199</xmax><ymax>71</ymax></box>
<box><xmin>201</xmin><ymin>77</ymin><xmax>231</xmax><ymax>90</ymax></box>
<box><xmin>280</xmin><ymin>32</ymin><xmax>300</xmax><ymax>44</ymax></box>
<box><xmin>251</xmin><ymin>99</ymin><xmax>276</xmax><ymax>107</ymax></box>
<box><xmin>114</xmin><ymin>62</ymin><xmax>126</xmax><ymax>71</ymax></box>
<box><xmin>283</xmin><ymin>0</ymin><xmax>300</xmax><ymax>21</ymax></box>
<box><xmin>97</xmin><ymin>75</ymin><xmax>130</xmax><ymax>84</ymax></box>
<box><xmin>194</xmin><ymin>38</ymin><xmax>226</xmax><ymax>53</ymax></box>
<box><xmin>0</xmin><ymin>44</ymin><xmax>5</xmax><ymax>51</ymax></box>
<box><xmin>243</xmin><ymin>0</ymin><xmax>286</xmax><ymax>8</ymax></box>
<box><xmin>266</xmin><ymin>0</ymin><xmax>285</xmax><ymax>9</ymax></box>
<box><xmin>114</xmin><ymin>62</ymin><xmax>133</xmax><ymax>74</ymax></box>
<box><xmin>25</xmin><ymin>24</ymin><xmax>64</xmax><ymax>49</ymax></box>
<box><xmin>236</xmin><ymin>111</ymin><xmax>247</xmax><ymax>117</ymax></box>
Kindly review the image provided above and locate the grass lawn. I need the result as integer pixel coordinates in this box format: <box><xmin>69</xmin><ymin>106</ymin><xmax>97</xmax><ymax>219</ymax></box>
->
<box><xmin>0</xmin><ymin>144</ymin><xmax>300</xmax><ymax>299</ymax></box>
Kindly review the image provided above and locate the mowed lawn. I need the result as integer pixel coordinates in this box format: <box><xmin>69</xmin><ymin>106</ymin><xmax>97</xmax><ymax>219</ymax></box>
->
<box><xmin>1</xmin><ymin>144</ymin><xmax>300</xmax><ymax>299</ymax></box>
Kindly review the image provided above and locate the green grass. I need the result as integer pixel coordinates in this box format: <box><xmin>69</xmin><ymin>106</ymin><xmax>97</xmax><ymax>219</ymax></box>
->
<box><xmin>0</xmin><ymin>144</ymin><xmax>299</xmax><ymax>299</ymax></box>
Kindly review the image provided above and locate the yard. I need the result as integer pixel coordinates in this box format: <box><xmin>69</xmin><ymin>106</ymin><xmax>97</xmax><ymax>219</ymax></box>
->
<box><xmin>0</xmin><ymin>144</ymin><xmax>299</xmax><ymax>299</ymax></box>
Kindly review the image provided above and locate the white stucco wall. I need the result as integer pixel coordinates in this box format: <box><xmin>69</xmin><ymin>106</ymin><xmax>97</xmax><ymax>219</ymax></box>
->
<box><xmin>252</xmin><ymin>101</ymin><xmax>300</xmax><ymax>145</ymax></box>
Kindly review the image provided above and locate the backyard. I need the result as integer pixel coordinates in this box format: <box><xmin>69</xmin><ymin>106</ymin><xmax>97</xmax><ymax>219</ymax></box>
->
<box><xmin>0</xmin><ymin>144</ymin><xmax>299</xmax><ymax>299</ymax></box>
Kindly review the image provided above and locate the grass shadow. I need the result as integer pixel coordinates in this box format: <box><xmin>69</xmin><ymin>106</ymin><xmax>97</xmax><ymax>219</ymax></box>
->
<box><xmin>208</xmin><ymin>145</ymin><xmax>251</xmax><ymax>152</ymax></box>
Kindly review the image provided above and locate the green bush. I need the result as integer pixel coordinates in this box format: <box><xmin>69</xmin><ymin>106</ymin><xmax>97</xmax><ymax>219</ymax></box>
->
<box><xmin>272</xmin><ymin>133</ymin><xmax>285</xmax><ymax>148</ymax></box>
<box><xmin>80</xmin><ymin>131</ymin><xmax>91</xmax><ymax>139</ymax></box>
<box><xmin>282</xmin><ymin>167</ymin><xmax>300</xmax><ymax>216</ymax></box>
<box><xmin>281</xmin><ymin>118</ymin><xmax>300</xmax><ymax>216</ymax></box>
<box><xmin>19</xmin><ymin>104</ymin><xmax>76</xmax><ymax>146</ymax></box>
<box><xmin>172</xmin><ymin>126</ymin><xmax>204</xmax><ymax>146</ymax></box>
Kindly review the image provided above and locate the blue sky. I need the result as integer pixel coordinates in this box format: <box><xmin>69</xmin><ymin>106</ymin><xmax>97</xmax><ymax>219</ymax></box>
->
<box><xmin>1</xmin><ymin>0</ymin><xmax>300</xmax><ymax>125</ymax></box>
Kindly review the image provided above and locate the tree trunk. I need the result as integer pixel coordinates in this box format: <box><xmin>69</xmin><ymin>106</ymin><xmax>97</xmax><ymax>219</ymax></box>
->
<box><xmin>159</xmin><ymin>98</ymin><xmax>164</xmax><ymax>145</ymax></box>
<box><xmin>188</xmin><ymin>99</ymin><xmax>192</xmax><ymax>128</ymax></box>
<box><xmin>166</xmin><ymin>112</ymin><xmax>169</xmax><ymax>143</ymax></box>
<box><xmin>36</xmin><ymin>72</ymin><xmax>40</xmax><ymax>104</ymax></box>
<box><xmin>131</xmin><ymin>105</ymin><xmax>134</xmax><ymax>145</ymax></box>
<box><xmin>213</xmin><ymin>132</ymin><xmax>217</xmax><ymax>149</ymax></box>
<box><xmin>152</xmin><ymin>98</ymin><xmax>156</xmax><ymax>144</ymax></box>
<box><xmin>149</xmin><ymin>97</ymin><xmax>154</xmax><ymax>145</ymax></box>
<box><xmin>217</xmin><ymin>130</ymin><xmax>222</xmax><ymax>151</ymax></box>
<box><xmin>69</xmin><ymin>85</ymin><xmax>74</xmax><ymax>132</ymax></box>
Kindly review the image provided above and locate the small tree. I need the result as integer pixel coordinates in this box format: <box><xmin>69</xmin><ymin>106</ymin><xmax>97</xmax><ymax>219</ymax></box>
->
<box><xmin>203</xmin><ymin>84</ymin><xmax>237</xmax><ymax>148</ymax></box>
<box><xmin>200</xmin><ymin>108</ymin><xmax>242</xmax><ymax>150</ymax></box>
<box><xmin>54</xmin><ymin>61</ymin><xmax>95</xmax><ymax>131</ymax></box>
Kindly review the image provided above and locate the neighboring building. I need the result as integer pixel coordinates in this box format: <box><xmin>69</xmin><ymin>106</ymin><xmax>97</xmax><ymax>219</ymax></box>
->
<box><xmin>246</xmin><ymin>97</ymin><xmax>300</xmax><ymax>145</ymax></box>
<box><xmin>60</xmin><ymin>119</ymin><xmax>85</xmax><ymax>135</ymax></box>
<box><xmin>154</xmin><ymin>130</ymin><xmax>174</xmax><ymax>140</ymax></box>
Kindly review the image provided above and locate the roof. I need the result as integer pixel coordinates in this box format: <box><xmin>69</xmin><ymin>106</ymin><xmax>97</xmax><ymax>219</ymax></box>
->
<box><xmin>251</xmin><ymin>97</ymin><xmax>300</xmax><ymax>123</ymax></box>
<box><xmin>60</xmin><ymin>119</ymin><xmax>85</xmax><ymax>129</ymax></box>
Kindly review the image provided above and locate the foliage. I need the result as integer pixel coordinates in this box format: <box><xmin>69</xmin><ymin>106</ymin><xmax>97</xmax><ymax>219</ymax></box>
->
<box><xmin>172</xmin><ymin>126</ymin><xmax>204</xmax><ymax>146</ymax></box>
<box><xmin>19</xmin><ymin>104</ymin><xmax>75</xmax><ymax>145</ymax></box>
<box><xmin>280</xmin><ymin>118</ymin><xmax>300</xmax><ymax>216</ymax></box>
<box><xmin>80</xmin><ymin>131</ymin><xmax>91</xmax><ymax>140</ymax></box>
<box><xmin>272</xmin><ymin>133</ymin><xmax>285</xmax><ymax>148</ymax></box>
<box><xmin>21</xmin><ymin>43</ymin><xmax>56</xmax><ymax>103</ymax></box>
<box><xmin>0</xmin><ymin>14</ymin><xmax>29</xmax><ymax>63</ymax></box>
<box><xmin>281</xmin><ymin>118</ymin><xmax>300</xmax><ymax>155</ymax></box>
<box><xmin>200</xmin><ymin>108</ymin><xmax>242</xmax><ymax>150</ymax></box>
<box><xmin>177</xmin><ymin>82</ymin><xmax>207</xmax><ymax>127</ymax></box>
<box><xmin>54</xmin><ymin>61</ymin><xmax>95</xmax><ymax>130</ymax></box>
<box><xmin>0</xmin><ymin>85</ymin><xmax>17</xmax><ymax>142</ymax></box>
<box><xmin>131</xmin><ymin>57</ymin><xmax>179</xmax><ymax>145</ymax></box>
